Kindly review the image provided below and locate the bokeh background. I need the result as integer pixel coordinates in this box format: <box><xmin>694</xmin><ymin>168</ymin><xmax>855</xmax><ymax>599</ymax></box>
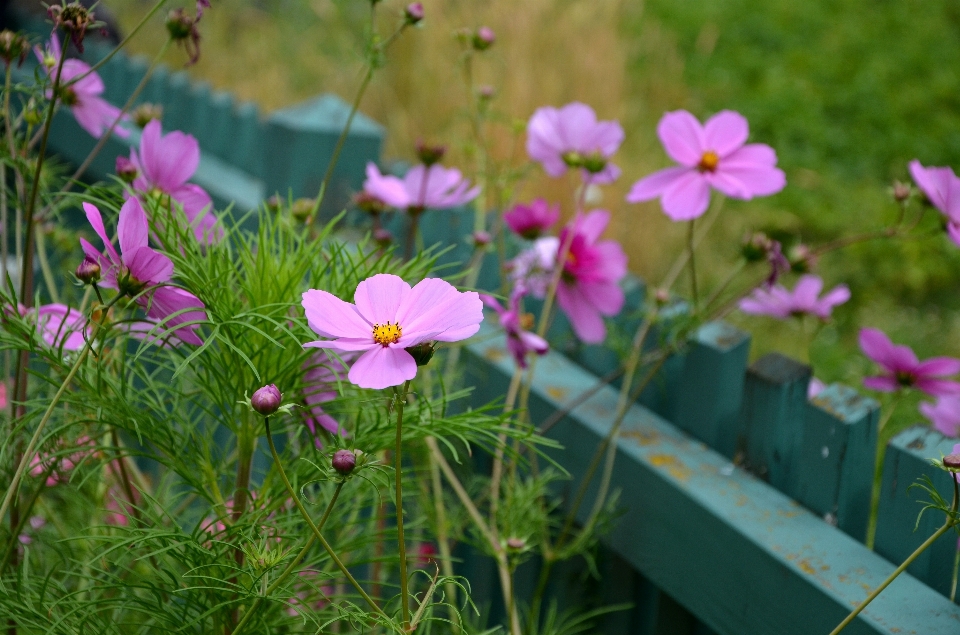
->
<box><xmin>109</xmin><ymin>0</ymin><xmax>960</xmax><ymax>437</ymax></box>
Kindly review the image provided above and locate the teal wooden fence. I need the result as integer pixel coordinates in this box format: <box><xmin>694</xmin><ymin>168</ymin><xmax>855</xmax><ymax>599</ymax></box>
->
<box><xmin>25</xmin><ymin>41</ymin><xmax>960</xmax><ymax>635</ymax></box>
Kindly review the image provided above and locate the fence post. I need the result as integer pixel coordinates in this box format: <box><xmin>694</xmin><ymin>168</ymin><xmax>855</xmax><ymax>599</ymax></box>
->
<box><xmin>874</xmin><ymin>425</ymin><xmax>958</xmax><ymax>599</ymax></box>
<box><xmin>794</xmin><ymin>384</ymin><xmax>878</xmax><ymax>541</ymax></box>
<box><xmin>740</xmin><ymin>352</ymin><xmax>812</xmax><ymax>490</ymax></box>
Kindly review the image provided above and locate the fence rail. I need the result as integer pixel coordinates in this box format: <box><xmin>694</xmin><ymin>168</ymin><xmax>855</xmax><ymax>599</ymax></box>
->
<box><xmin>28</xmin><ymin>39</ymin><xmax>960</xmax><ymax>635</ymax></box>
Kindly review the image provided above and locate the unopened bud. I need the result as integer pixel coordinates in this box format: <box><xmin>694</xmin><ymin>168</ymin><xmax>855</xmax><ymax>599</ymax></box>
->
<box><xmin>416</xmin><ymin>140</ymin><xmax>446</xmax><ymax>167</ymax></box>
<box><xmin>0</xmin><ymin>31</ymin><xmax>28</xmax><ymax>67</ymax></box>
<box><xmin>405</xmin><ymin>342</ymin><xmax>435</xmax><ymax>367</ymax></box>
<box><xmin>48</xmin><ymin>2</ymin><xmax>96</xmax><ymax>53</ymax></box>
<box><xmin>251</xmin><ymin>384</ymin><xmax>282</xmax><ymax>416</ymax></box>
<box><xmin>787</xmin><ymin>243</ymin><xmax>817</xmax><ymax>274</ymax></box>
<box><xmin>477</xmin><ymin>85</ymin><xmax>496</xmax><ymax>101</ymax></box>
<box><xmin>654</xmin><ymin>288</ymin><xmax>670</xmax><ymax>305</ymax></box>
<box><xmin>373</xmin><ymin>228</ymin><xmax>393</xmax><ymax>247</ymax></box>
<box><xmin>75</xmin><ymin>257</ymin><xmax>101</xmax><ymax>284</ymax></box>
<box><xmin>472</xmin><ymin>230</ymin><xmax>491</xmax><ymax>247</ymax></box>
<box><xmin>506</xmin><ymin>536</ymin><xmax>525</xmax><ymax>550</ymax></box>
<box><xmin>741</xmin><ymin>231</ymin><xmax>773</xmax><ymax>262</ymax></box>
<box><xmin>944</xmin><ymin>454</ymin><xmax>960</xmax><ymax>470</ymax></box>
<box><xmin>265</xmin><ymin>195</ymin><xmax>282</xmax><ymax>212</ymax></box>
<box><xmin>290</xmin><ymin>198</ymin><xmax>315</xmax><ymax>221</ymax></box>
<box><xmin>132</xmin><ymin>103</ymin><xmax>163</xmax><ymax>128</ymax></box>
<box><xmin>332</xmin><ymin>449</ymin><xmax>357</xmax><ymax>475</ymax></box>
<box><xmin>891</xmin><ymin>180</ymin><xmax>911</xmax><ymax>203</ymax></box>
<box><xmin>582</xmin><ymin>152</ymin><xmax>607</xmax><ymax>174</ymax></box>
<box><xmin>166</xmin><ymin>8</ymin><xmax>195</xmax><ymax>40</ymax></box>
<box><xmin>561</xmin><ymin>151</ymin><xmax>584</xmax><ymax>169</ymax></box>
<box><xmin>404</xmin><ymin>2</ymin><xmax>424</xmax><ymax>25</ymax></box>
<box><xmin>472</xmin><ymin>26</ymin><xmax>495</xmax><ymax>51</ymax></box>
<box><xmin>115</xmin><ymin>156</ymin><xmax>138</xmax><ymax>183</ymax></box>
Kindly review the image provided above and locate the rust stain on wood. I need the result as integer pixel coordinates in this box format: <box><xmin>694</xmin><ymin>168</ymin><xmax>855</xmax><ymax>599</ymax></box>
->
<box><xmin>648</xmin><ymin>454</ymin><xmax>692</xmax><ymax>481</ymax></box>
<box><xmin>546</xmin><ymin>386</ymin><xmax>567</xmax><ymax>401</ymax></box>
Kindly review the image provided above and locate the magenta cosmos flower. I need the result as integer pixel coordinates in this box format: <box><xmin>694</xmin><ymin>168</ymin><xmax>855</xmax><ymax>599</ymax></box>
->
<box><xmin>526</xmin><ymin>102</ymin><xmax>624</xmax><ymax>185</ymax></box>
<box><xmin>35</xmin><ymin>36</ymin><xmax>129</xmax><ymax>140</ymax></box>
<box><xmin>627</xmin><ymin>110</ymin><xmax>786</xmax><ymax>221</ymax></box>
<box><xmin>553</xmin><ymin>210</ymin><xmax>628</xmax><ymax>344</ymax></box>
<box><xmin>503</xmin><ymin>199</ymin><xmax>560</xmax><ymax>240</ymax></box>
<box><xmin>80</xmin><ymin>198</ymin><xmax>207</xmax><ymax>346</ymax></box>
<box><xmin>361</xmin><ymin>163</ymin><xmax>480</xmax><ymax>211</ymax></box>
<box><xmin>480</xmin><ymin>289</ymin><xmax>548</xmax><ymax>369</ymax></box>
<box><xmin>128</xmin><ymin>120</ymin><xmax>220</xmax><ymax>244</ymax></box>
<box><xmin>33</xmin><ymin>304</ymin><xmax>87</xmax><ymax>350</ymax></box>
<box><xmin>909</xmin><ymin>160</ymin><xmax>960</xmax><ymax>246</ymax></box>
<box><xmin>301</xmin><ymin>274</ymin><xmax>484</xmax><ymax>390</ymax></box>
<box><xmin>739</xmin><ymin>275</ymin><xmax>850</xmax><ymax>320</ymax></box>
<box><xmin>301</xmin><ymin>350</ymin><xmax>356</xmax><ymax>445</ymax></box>
<box><xmin>859</xmin><ymin>328</ymin><xmax>960</xmax><ymax>396</ymax></box>
<box><xmin>920</xmin><ymin>396</ymin><xmax>960</xmax><ymax>437</ymax></box>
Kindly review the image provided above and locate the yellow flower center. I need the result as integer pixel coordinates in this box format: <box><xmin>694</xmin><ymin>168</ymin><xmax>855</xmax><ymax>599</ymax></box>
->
<box><xmin>372</xmin><ymin>321</ymin><xmax>403</xmax><ymax>346</ymax></box>
<box><xmin>698</xmin><ymin>150</ymin><xmax>719</xmax><ymax>172</ymax></box>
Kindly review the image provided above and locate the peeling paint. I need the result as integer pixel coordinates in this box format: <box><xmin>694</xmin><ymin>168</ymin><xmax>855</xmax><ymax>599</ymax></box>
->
<box><xmin>648</xmin><ymin>454</ymin><xmax>692</xmax><ymax>481</ymax></box>
<box><xmin>483</xmin><ymin>347</ymin><xmax>505</xmax><ymax>362</ymax></box>
<box><xmin>621</xmin><ymin>429</ymin><xmax>660</xmax><ymax>446</ymax></box>
<box><xmin>546</xmin><ymin>386</ymin><xmax>567</xmax><ymax>401</ymax></box>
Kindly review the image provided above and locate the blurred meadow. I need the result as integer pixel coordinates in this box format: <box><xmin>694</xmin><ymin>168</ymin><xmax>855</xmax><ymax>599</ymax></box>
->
<box><xmin>110</xmin><ymin>0</ymin><xmax>960</xmax><ymax>437</ymax></box>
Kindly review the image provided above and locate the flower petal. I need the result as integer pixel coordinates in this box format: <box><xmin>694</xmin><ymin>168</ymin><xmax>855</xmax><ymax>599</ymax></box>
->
<box><xmin>347</xmin><ymin>346</ymin><xmax>417</xmax><ymax>389</ymax></box>
<box><xmin>354</xmin><ymin>274</ymin><xmax>410</xmax><ymax>325</ymax></box>
<box><xmin>625</xmin><ymin>167</ymin><xmax>691</xmax><ymax>203</ymax></box>
<box><xmin>914</xmin><ymin>378</ymin><xmax>960</xmax><ymax>397</ymax></box>
<box><xmin>117</xmin><ymin>198</ymin><xmax>149</xmax><ymax>259</ymax></box>
<box><xmin>302</xmin><ymin>289</ymin><xmax>372</xmax><ymax>340</ymax></box>
<box><xmin>657</xmin><ymin>110</ymin><xmax>705</xmax><ymax>166</ymax></box>
<box><xmin>83</xmin><ymin>202</ymin><xmax>120</xmax><ymax>265</ymax></box>
<box><xmin>660</xmin><ymin>171</ymin><xmax>711</xmax><ymax>221</ymax></box>
<box><xmin>915</xmin><ymin>357</ymin><xmax>960</xmax><ymax>378</ymax></box>
<box><xmin>863</xmin><ymin>376</ymin><xmax>899</xmax><ymax>392</ymax></box>
<box><xmin>395</xmin><ymin>278</ymin><xmax>483</xmax><ymax>343</ymax></box>
<box><xmin>556</xmin><ymin>283</ymin><xmax>606</xmax><ymax>344</ymax></box>
<box><xmin>703</xmin><ymin>110</ymin><xmax>749</xmax><ymax>157</ymax></box>
<box><xmin>125</xmin><ymin>247</ymin><xmax>173</xmax><ymax>285</ymax></box>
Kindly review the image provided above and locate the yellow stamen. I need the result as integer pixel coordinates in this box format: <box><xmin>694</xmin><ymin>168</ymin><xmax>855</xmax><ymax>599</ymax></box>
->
<box><xmin>372</xmin><ymin>321</ymin><xmax>403</xmax><ymax>346</ymax></box>
<box><xmin>698</xmin><ymin>150</ymin><xmax>719</xmax><ymax>172</ymax></box>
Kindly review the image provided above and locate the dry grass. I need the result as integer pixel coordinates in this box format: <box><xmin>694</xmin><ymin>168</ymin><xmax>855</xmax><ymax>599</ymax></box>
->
<box><xmin>106</xmin><ymin>0</ymin><xmax>723</xmax><ymax>284</ymax></box>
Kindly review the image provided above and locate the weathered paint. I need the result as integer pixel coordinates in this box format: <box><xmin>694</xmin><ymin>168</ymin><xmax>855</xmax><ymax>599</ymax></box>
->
<box><xmin>465</xmin><ymin>324</ymin><xmax>960</xmax><ymax>635</ymax></box>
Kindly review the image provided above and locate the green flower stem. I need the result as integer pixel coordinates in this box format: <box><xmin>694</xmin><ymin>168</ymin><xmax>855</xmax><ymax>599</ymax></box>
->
<box><xmin>830</xmin><ymin>476</ymin><xmax>959</xmax><ymax>635</ymax></box>
<box><xmin>395</xmin><ymin>380</ymin><xmax>412</xmax><ymax>631</ymax></box>
<box><xmin>0</xmin><ymin>293</ymin><xmax>121</xmax><ymax>530</ymax></box>
<box><xmin>866</xmin><ymin>393</ymin><xmax>905</xmax><ymax>549</ymax></box>
<box><xmin>688</xmin><ymin>218</ymin><xmax>699</xmax><ymax>310</ymax></box>
<box><xmin>263</xmin><ymin>417</ymin><xmax>388</xmax><ymax>621</ymax></box>
<box><xmin>232</xmin><ymin>481</ymin><xmax>344</xmax><ymax>635</ymax></box>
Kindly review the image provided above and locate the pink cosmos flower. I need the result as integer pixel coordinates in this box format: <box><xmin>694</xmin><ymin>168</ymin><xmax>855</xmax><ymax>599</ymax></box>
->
<box><xmin>35</xmin><ymin>36</ymin><xmax>129</xmax><ymax>139</ymax></box>
<box><xmin>552</xmin><ymin>210</ymin><xmax>628</xmax><ymax>344</ymax></box>
<box><xmin>859</xmin><ymin>328</ymin><xmax>960</xmax><ymax>396</ymax></box>
<box><xmin>920</xmin><ymin>396</ymin><xmax>960</xmax><ymax>437</ymax></box>
<box><xmin>301</xmin><ymin>350</ymin><xmax>355</xmax><ymax>446</ymax></box>
<box><xmin>128</xmin><ymin>120</ymin><xmax>221</xmax><ymax>244</ymax></box>
<box><xmin>808</xmin><ymin>377</ymin><xmax>827</xmax><ymax>399</ymax></box>
<box><xmin>80</xmin><ymin>198</ymin><xmax>207</xmax><ymax>346</ymax></box>
<box><xmin>284</xmin><ymin>572</ymin><xmax>332</xmax><ymax>617</ymax></box>
<box><xmin>30</xmin><ymin>435</ymin><xmax>97</xmax><ymax>486</ymax></box>
<box><xmin>11</xmin><ymin>303</ymin><xmax>87</xmax><ymax>350</ymax></box>
<box><xmin>503</xmin><ymin>199</ymin><xmax>560</xmax><ymax>240</ymax></box>
<box><xmin>361</xmin><ymin>162</ymin><xmax>480</xmax><ymax>211</ymax></box>
<box><xmin>301</xmin><ymin>274</ymin><xmax>484</xmax><ymax>389</ymax></box>
<box><xmin>480</xmin><ymin>289</ymin><xmax>548</xmax><ymax>369</ymax></box>
<box><xmin>738</xmin><ymin>275</ymin><xmax>850</xmax><ymax>320</ymax></box>
<box><xmin>526</xmin><ymin>102</ymin><xmax>624</xmax><ymax>184</ymax></box>
<box><xmin>908</xmin><ymin>160</ymin><xmax>960</xmax><ymax>246</ymax></box>
<box><xmin>626</xmin><ymin>110</ymin><xmax>786</xmax><ymax>221</ymax></box>
<box><xmin>509</xmin><ymin>236</ymin><xmax>559</xmax><ymax>297</ymax></box>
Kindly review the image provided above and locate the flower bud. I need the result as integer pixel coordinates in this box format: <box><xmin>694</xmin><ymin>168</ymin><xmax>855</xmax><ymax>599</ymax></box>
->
<box><xmin>787</xmin><ymin>243</ymin><xmax>817</xmax><ymax>274</ymax></box>
<box><xmin>0</xmin><ymin>31</ymin><xmax>29</xmax><ymax>67</ymax></box>
<box><xmin>404</xmin><ymin>3</ymin><xmax>424</xmax><ymax>25</ymax></box>
<box><xmin>477</xmin><ymin>84</ymin><xmax>496</xmax><ymax>101</ymax></box>
<box><xmin>506</xmin><ymin>536</ymin><xmax>525</xmax><ymax>550</ymax></box>
<box><xmin>132</xmin><ymin>103</ymin><xmax>163</xmax><ymax>128</ymax></box>
<box><xmin>561</xmin><ymin>151</ymin><xmax>584</xmax><ymax>169</ymax></box>
<box><xmin>416</xmin><ymin>140</ymin><xmax>446</xmax><ymax>167</ymax></box>
<box><xmin>891</xmin><ymin>180</ymin><xmax>911</xmax><ymax>203</ymax></box>
<box><xmin>741</xmin><ymin>231</ymin><xmax>773</xmax><ymax>262</ymax></box>
<box><xmin>581</xmin><ymin>152</ymin><xmax>607</xmax><ymax>174</ymax></box>
<box><xmin>75</xmin><ymin>257</ymin><xmax>101</xmax><ymax>284</ymax></box>
<box><xmin>354</xmin><ymin>191</ymin><xmax>388</xmax><ymax>215</ymax></box>
<box><xmin>472</xmin><ymin>26</ymin><xmax>495</xmax><ymax>51</ymax></box>
<box><xmin>265</xmin><ymin>195</ymin><xmax>282</xmax><ymax>212</ymax></box>
<box><xmin>166</xmin><ymin>8</ymin><xmax>202</xmax><ymax>64</ymax></box>
<box><xmin>405</xmin><ymin>342</ymin><xmax>435</xmax><ymax>367</ymax></box>
<box><xmin>332</xmin><ymin>449</ymin><xmax>357</xmax><ymax>475</ymax></box>
<box><xmin>472</xmin><ymin>230</ymin><xmax>491</xmax><ymax>247</ymax></box>
<box><xmin>290</xmin><ymin>198</ymin><xmax>315</xmax><ymax>221</ymax></box>
<box><xmin>115</xmin><ymin>156</ymin><xmax>138</xmax><ymax>183</ymax></box>
<box><xmin>48</xmin><ymin>2</ymin><xmax>96</xmax><ymax>53</ymax></box>
<box><xmin>654</xmin><ymin>288</ymin><xmax>670</xmax><ymax>305</ymax></box>
<box><xmin>373</xmin><ymin>227</ymin><xmax>393</xmax><ymax>247</ymax></box>
<box><xmin>251</xmin><ymin>384</ymin><xmax>282</xmax><ymax>416</ymax></box>
<box><xmin>944</xmin><ymin>454</ymin><xmax>960</xmax><ymax>470</ymax></box>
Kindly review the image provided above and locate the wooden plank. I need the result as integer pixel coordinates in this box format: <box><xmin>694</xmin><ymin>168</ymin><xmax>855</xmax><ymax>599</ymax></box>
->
<box><xmin>463</xmin><ymin>324</ymin><xmax>960</xmax><ymax>634</ymax></box>
<box><xmin>796</xmin><ymin>384</ymin><xmax>879</xmax><ymax>541</ymax></box>
<box><xmin>740</xmin><ymin>353</ymin><xmax>812</xmax><ymax>492</ymax></box>
<box><xmin>231</xmin><ymin>101</ymin><xmax>263</xmax><ymax>179</ymax></box>
<box><xmin>161</xmin><ymin>71</ymin><xmax>192</xmax><ymax>133</ymax></box>
<box><xmin>666</xmin><ymin>321</ymin><xmax>751</xmax><ymax>459</ymax></box>
<box><xmin>874</xmin><ymin>426</ymin><xmax>959</xmax><ymax>599</ymax></box>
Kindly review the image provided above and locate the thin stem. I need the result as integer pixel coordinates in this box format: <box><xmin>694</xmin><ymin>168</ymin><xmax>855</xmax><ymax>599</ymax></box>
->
<box><xmin>426</xmin><ymin>442</ymin><xmax>459</xmax><ymax>631</ymax></box>
<box><xmin>0</xmin><ymin>293</ymin><xmax>120</xmax><ymax>527</ymax></box>
<box><xmin>395</xmin><ymin>380</ymin><xmax>411</xmax><ymax>630</ymax></box>
<box><xmin>305</xmin><ymin>67</ymin><xmax>375</xmax><ymax>227</ymax></box>
<box><xmin>66</xmin><ymin>0</ymin><xmax>169</xmax><ymax>86</ymax></box>
<box><xmin>660</xmin><ymin>195</ymin><xmax>724</xmax><ymax>291</ymax></box>
<box><xmin>829</xmin><ymin>477</ymin><xmax>959</xmax><ymax>635</ymax></box>
<box><xmin>403</xmin><ymin>209</ymin><xmax>423</xmax><ymax>261</ymax></box>
<box><xmin>866</xmin><ymin>394</ymin><xmax>904</xmax><ymax>549</ymax></box>
<box><xmin>263</xmin><ymin>417</ymin><xmax>387</xmax><ymax>620</ymax></box>
<box><xmin>232</xmin><ymin>482</ymin><xmax>344</xmax><ymax>635</ymax></box>
<box><xmin>687</xmin><ymin>219</ymin><xmax>698</xmax><ymax>310</ymax></box>
<box><xmin>488</xmin><ymin>369</ymin><xmax>523</xmax><ymax>528</ymax></box>
<box><xmin>34</xmin><ymin>229</ymin><xmax>58</xmax><ymax>304</ymax></box>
